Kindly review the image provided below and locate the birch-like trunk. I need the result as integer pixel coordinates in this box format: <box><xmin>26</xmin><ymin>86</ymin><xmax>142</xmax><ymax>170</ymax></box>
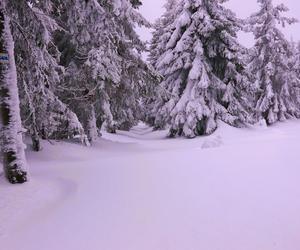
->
<box><xmin>0</xmin><ymin>4</ymin><xmax>28</xmax><ymax>184</ymax></box>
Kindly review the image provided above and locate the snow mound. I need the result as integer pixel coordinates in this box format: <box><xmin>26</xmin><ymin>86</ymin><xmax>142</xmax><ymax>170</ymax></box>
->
<box><xmin>201</xmin><ymin>135</ymin><xmax>223</xmax><ymax>149</ymax></box>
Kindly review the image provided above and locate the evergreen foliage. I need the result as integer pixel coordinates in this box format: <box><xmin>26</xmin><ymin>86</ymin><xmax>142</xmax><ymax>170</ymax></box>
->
<box><xmin>248</xmin><ymin>0</ymin><xmax>300</xmax><ymax>124</ymax></box>
<box><xmin>150</xmin><ymin>0</ymin><xmax>255</xmax><ymax>138</ymax></box>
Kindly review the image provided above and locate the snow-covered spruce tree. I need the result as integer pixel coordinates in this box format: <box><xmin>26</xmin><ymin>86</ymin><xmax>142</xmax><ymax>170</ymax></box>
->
<box><xmin>145</xmin><ymin>0</ymin><xmax>178</xmax><ymax>127</ymax></box>
<box><xmin>53</xmin><ymin>0</ymin><xmax>122</xmax><ymax>141</ymax></box>
<box><xmin>0</xmin><ymin>2</ymin><xmax>27</xmax><ymax>183</ymax></box>
<box><xmin>55</xmin><ymin>0</ymin><xmax>157</xmax><ymax>139</ymax></box>
<box><xmin>108</xmin><ymin>0</ymin><xmax>160</xmax><ymax>131</ymax></box>
<box><xmin>289</xmin><ymin>40</ymin><xmax>300</xmax><ymax>107</ymax></box>
<box><xmin>297</xmin><ymin>42</ymin><xmax>300</xmax><ymax>76</ymax></box>
<box><xmin>248</xmin><ymin>0</ymin><xmax>300</xmax><ymax>125</ymax></box>
<box><xmin>151</xmin><ymin>0</ymin><xmax>254</xmax><ymax>138</ymax></box>
<box><xmin>148</xmin><ymin>0</ymin><xmax>178</xmax><ymax>67</ymax></box>
<box><xmin>294</xmin><ymin>42</ymin><xmax>300</xmax><ymax>79</ymax></box>
<box><xmin>7</xmin><ymin>0</ymin><xmax>87</xmax><ymax>150</ymax></box>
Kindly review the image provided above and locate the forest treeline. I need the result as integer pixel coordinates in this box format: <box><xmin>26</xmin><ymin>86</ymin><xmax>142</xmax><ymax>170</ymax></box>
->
<box><xmin>0</xmin><ymin>0</ymin><xmax>300</xmax><ymax>183</ymax></box>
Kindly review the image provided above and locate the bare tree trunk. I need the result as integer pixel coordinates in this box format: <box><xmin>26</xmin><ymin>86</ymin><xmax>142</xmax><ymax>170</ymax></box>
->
<box><xmin>0</xmin><ymin>5</ymin><xmax>28</xmax><ymax>184</ymax></box>
<box><xmin>31</xmin><ymin>128</ymin><xmax>41</xmax><ymax>152</ymax></box>
<box><xmin>22</xmin><ymin>79</ymin><xmax>41</xmax><ymax>151</ymax></box>
<box><xmin>86</xmin><ymin>105</ymin><xmax>98</xmax><ymax>143</ymax></box>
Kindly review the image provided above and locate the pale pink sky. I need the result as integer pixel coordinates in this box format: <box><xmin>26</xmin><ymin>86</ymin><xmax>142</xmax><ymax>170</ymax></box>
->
<box><xmin>138</xmin><ymin>0</ymin><xmax>300</xmax><ymax>48</ymax></box>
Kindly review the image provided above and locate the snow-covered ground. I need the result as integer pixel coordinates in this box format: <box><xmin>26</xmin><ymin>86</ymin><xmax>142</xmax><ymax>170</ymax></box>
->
<box><xmin>1</xmin><ymin>121</ymin><xmax>300</xmax><ymax>250</ymax></box>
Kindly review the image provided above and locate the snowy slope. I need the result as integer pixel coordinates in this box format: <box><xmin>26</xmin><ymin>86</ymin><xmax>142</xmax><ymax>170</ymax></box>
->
<box><xmin>1</xmin><ymin>121</ymin><xmax>300</xmax><ymax>250</ymax></box>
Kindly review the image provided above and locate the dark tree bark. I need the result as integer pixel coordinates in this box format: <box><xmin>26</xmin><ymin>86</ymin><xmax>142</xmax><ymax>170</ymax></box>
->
<box><xmin>31</xmin><ymin>131</ymin><xmax>41</xmax><ymax>152</ymax></box>
<box><xmin>0</xmin><ymin>5</ymin><xmax>28</xmax><ymax>184</ymax></box>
